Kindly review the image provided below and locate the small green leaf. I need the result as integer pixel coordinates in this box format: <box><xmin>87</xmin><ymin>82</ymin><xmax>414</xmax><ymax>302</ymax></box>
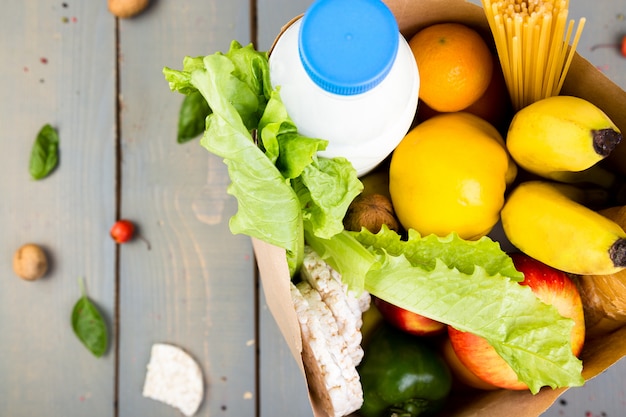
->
<box><xmin>71</xmin><ymin>278</ymin><xmax>108</xmax><ymax>358</ymax></box>
<box><xmin>177</xmin><ymin>91</ymin><xmax>212</xmax><ymax>143</ymax></box>
<box><xmin>29</xmin><ymin>124</ymin><xmax>59</xmax><ymax>180</ymax></box>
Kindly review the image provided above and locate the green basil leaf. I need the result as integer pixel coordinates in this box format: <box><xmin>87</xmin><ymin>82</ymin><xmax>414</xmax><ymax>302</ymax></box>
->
<box><xmin>29</xmin><ymin>124</ymin><xmax>59</xmax><ymax>180</ymax></box>
<box><xmin>177</xmin><ymin>91</ymin><xmax>212</xmax><ymax>143</ymax></box>
<box><xmin>71</xmin><ymin>279</ymin><xmax>108</xmax><ymax>358</ymax></box>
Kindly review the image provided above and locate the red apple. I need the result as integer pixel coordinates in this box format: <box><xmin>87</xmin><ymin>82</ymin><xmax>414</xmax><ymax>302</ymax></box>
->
<box><xmin>373</xmin><ymin>297</ymin><xmax>446</xmax><ymax>336</ymax></box>
<box><xmin>440</xmin><ymin>336</ymin><xmax>499</xmax><ymax>391</ymax></box>
<box><xmin>448</xmin><ymin>252</ymin><xmax>586</xmax><ymax>390</ymax></box>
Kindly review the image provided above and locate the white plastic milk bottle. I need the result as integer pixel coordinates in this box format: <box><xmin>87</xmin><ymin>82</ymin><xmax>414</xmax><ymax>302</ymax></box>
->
<box><xmin>269</xmin><ymin>0</ymin><xmax>420</xmax><ymax>176</ymax></box>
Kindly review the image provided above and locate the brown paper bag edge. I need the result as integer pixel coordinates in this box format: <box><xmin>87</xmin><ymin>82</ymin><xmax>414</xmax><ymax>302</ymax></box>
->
<box><xmin>256</xmin><ymin>0</ymin><xmax>626</xmax><ymax>416</ymax></box>
<box><xmin>252</xmin><ymin>238</ymin><xmax>331</xmax><ymax>417</ymax></box>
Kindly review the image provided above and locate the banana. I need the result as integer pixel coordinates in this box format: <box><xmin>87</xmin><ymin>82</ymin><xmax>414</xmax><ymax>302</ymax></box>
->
<box><xmin>506</xmin><ymin>96</ymin><xmax>622</xmax><ymax>186</ymax></box>
<box><xmin>501</xmin><ymin>180</ymin><xmax>626</xmax><ymax>275</ymax></box>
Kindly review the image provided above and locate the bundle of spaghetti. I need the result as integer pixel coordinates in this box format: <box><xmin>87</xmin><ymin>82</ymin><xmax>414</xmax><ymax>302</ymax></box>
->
<box><xmin>481</xmin><ymin>0</ymin><xmax>586</xmax><ymax>110</ymax></box>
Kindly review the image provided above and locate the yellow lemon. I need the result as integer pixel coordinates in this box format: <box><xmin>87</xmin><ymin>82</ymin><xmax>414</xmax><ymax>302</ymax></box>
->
<box><xmin>389</xmin><ymin>112</ymin><xmax>512</xmax><ymax>240</ymax></box>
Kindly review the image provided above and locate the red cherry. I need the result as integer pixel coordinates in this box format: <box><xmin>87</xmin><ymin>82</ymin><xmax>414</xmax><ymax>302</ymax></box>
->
<box><xmin>110</xmin><ymin>219</ymin><xmax>135</xmax><ymax>244</ymax></box>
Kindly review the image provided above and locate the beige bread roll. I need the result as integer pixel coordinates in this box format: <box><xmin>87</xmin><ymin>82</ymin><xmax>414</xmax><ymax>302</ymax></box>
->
<box><xmin>577</xmin><ymin>205</ymin><xmax>626</xmax><ymax>337</ymax></box>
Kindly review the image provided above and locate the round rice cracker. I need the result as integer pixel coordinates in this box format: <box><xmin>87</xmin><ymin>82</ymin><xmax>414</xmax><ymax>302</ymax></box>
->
<box><xmin>142</xmin><ymin>343</ymin><xmax>204</xmax><ymax>416</ymax></box>
<box><xmin>291</xmin><ymin>282</ymin><xmax>363</xmax><ymax>417</ymax></box>
<box><xmin>302</xmin><ymin>247</ymin><xmax>372</xmax><ymax>364</ymax></box>
<box><xmin>301</xmin><ymin>247</ymin><xmax>370</xmax><ymax>366</ymax></box>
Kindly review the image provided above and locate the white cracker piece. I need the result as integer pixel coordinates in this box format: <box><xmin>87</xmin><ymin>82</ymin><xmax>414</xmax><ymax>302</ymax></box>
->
<box><xmin>142</xmin><ymin>343</ymin><xmax>204</xmax><ymax>416</ymax></box>
<box><xmin>302</xmin><ymin>247</ymin><xmax>369</xmax><ymax>366</ymax></box>
<box><xmin>291</xmin><ymin>282</ymin><xmax>364</xmax><ymax>417</ymax></box>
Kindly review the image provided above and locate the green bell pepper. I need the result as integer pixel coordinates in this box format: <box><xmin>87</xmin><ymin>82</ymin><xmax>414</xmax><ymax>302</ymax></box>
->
<box><xmin>358</xmin><ymin>323</ymin><xmax>453</xmax><ymax>417</ymax></box>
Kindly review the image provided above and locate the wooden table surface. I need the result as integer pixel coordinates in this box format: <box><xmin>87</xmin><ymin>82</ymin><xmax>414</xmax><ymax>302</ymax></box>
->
<box><xmin>1</xmin><ymin>1</ymin><xmax>624</xmax><ymax>416</ymax></box>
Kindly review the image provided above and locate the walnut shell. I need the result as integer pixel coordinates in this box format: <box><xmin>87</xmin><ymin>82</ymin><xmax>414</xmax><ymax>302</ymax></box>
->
<box><xmin>343</xmin><ymin>193</ymin><xmax>399</xmax><ymax>234</ymax></box>
<box><xmin>108</xmin><ymin>0</ymin><xmax>149</xmax><ymax>18</ymax></box>
<box><xmin>13</xmin><ymin>243</ymin><xmax>48</xmax><ymax>281</ymax></box>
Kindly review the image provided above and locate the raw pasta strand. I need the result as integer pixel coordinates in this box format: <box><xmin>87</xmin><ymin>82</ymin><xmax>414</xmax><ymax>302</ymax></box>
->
<box><xmin>521</xmin><ymin>21</ymin><xmax>534</xmax><ymax>106</ymax></box>
<box><xmin>556</xmin><ymin>17</ymin><xmax>586</xmax><ymax>93</ymax></box>
<box><xmin>512</xmin><ymin>34</ymin><xmax>522</xmax><ymax>110</ymax></box>
<box><xmin>533</xmin><ymin>12</ymin><xmax>551</xmax><ymax>104</ymax></box>
<box><xmin>480</xmin><ymin>0</ymin><xmax>585</xmax><ymax>110</ymax></box>
<box><xmin>493</xmin><ymin>13</ymin><xmax>515</xmax><ymax>99</ymax></box>
<box><xmin>543</xmin><ymin>8</ymin><xmax>568</xmax><ymax>98</ymax></box>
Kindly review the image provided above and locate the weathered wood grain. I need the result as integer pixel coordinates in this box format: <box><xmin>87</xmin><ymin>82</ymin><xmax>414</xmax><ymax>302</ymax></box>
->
<box><xmin>257</xmin><ymin>0</ymin><xmax>314</xmax><ymax>51</ymax></box>
<box><xmin>0</xmin><ymin>2</ymin><xmax>117</xmax><ymax>416</ymax></box>
<box><xmin>115</xmin><ymin>0</ymin><xmax>256</xmax><ymax>416</ymax></box>
<box><xmin>255</xmin><ymin>2</ymin><xmax>317</xmax><ymax>416</ymax></box>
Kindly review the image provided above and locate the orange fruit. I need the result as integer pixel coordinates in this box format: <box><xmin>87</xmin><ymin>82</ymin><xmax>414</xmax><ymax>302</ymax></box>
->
<box><xmin>409</xmin><ymin>23</ymin><xmax>494</xmax><ymax>112</ymax></box>
<box><xmin>415</xmin><ymin>58</ymin><xmax>513</xmax><ymax>134</ymax></box>
<box><xmin>389</xmin><ymin>112</ymin><xmax>510</xmax><ymax>240</ymax></box>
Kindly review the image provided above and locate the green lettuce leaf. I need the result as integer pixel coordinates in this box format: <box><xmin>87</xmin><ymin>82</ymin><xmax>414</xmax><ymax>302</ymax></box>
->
<box><xmin>189</xmin><ymin>58</ymin><xmax>303</xmax><ymax>273</ymax></box>
<box><xmin>258</xmin><ymin>90</ymin><xmax>328</xmax><ymax>178</ymax></box>
<box><xmin>163</xmin><ymin>40</ymin><xmax>362</xmax><ymax>275</ymax></box>
<box><xmin>305</xmin><ymin>227</ymin><xmax>584</xmax><ymax>394</ymax></box>
<box><xmin>367</xmin><ymin>254</ymin><xmax>582</xmax><ymax>394</ymax></box>
<box><xmin>298</xmin><ymin>158</ymin><xmax>362</xmax><ymax>239</ymax></box>
<box><xmin>355</xmin><ymin>226</ymin><xmax>524</xmax><ymax>281</ymax></box>
<box><xmin>304</xmin><ymin>229</ymin><xmax>379</xmax><ymax>292</ymax></box>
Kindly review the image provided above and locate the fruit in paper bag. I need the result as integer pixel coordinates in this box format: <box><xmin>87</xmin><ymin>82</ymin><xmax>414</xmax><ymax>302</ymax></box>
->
<box><xmin>441</xmin><ymin>337</ymin><xmax>499</xmax><ymax>391</ymax></box>
<box><xmin>577</xmin><ymin>205</ymin><xmax>626</xmax><ymax>336</ymax></box>
<box><xmin>506</xmin><ymin>96</ymin><xmax>622</xmax><ymax>185</ymax></box>
<box><xmin>501</xmin><ymin>180</ymin><xmax>626</xmax><ymax>275</ymax></box>
<box><xmin>448</xmin><ymin>253</ymin><xmax>585</xmax><ymax>390</ymax></box>
<box><xmin>389</xmin><ymin>112</ymin><xmax>512</xmax><ymax>240</ymax></box>
<box><xmin>408</xmin><ymin>23</ymin><xmax>493</xmax><ymax>112</ymax></box>
<box><xmin>373</xmin><ymin>297</ymin><xmax>445</xmax><ymax>336</ymax></box>
<box><xmin>415</xmin><ymin>54</ymin><xmax>514</xmax><ymax>133</ymax></box>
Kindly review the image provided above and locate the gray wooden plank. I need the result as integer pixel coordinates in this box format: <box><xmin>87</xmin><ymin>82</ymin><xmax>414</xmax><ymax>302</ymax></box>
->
<box><xmin>542</xmin><ymin>358</ymin><xmax>626</xmax><ymax>417</ymax></box>
<box><xmin>257</xmin><ymin>0</ymin><xmax>314</xmax><ymax>51</ymax></box>
<box><xmin>255</xmin><ymin>1</ymin><xmax>317</xmax><ymax>416</ymax></box>
<box><xmin>259</xmin><ymin>292</ymin><xmax>315</xmax><ymax>417</ymax></box>
<box><xmin>115</xmin><ymin>1</ymin><xmax>257</xmax><ymax>416</ymax></box>
<box><xmin>0</xmin><ymin>1</ymin><xmax>117</xmax><ymax>416</ymax></box>
<box><xmin>567</xmin><ymin>0</ymin><xmax>626</xmax><ymax>91</ymax></box>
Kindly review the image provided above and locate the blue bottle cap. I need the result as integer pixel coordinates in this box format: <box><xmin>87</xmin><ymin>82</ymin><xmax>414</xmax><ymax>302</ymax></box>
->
<box><xmin>298</xmin><ymin>0</ymin><xmax>400</xmax><ymax>96</ymax></box>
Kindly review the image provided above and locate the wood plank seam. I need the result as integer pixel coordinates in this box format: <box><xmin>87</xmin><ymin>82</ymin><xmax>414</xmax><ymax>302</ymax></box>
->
<box><xmin>113</xmin><ymin>14</ymin><xmax>122</xmax><ymax>417</ymax></box>
<box><xmin>250</xmin><ymin>0</ymin><xmax>262</xmax><ymax>415</ymax></box>
<box><xmin>250</xmin><ymin>0</ymin><xmax>259</xmax><ymax>49</ymax></box>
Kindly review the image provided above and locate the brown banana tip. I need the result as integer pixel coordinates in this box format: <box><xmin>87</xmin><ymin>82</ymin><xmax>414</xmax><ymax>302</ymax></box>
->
<box><xmin>610</xmin><ymin>238</ymin><xmax>626</xmax><ymax>268</ymax></box>
<box><xmin>593</xmin><ymin>128</ymin><xmax>623</xmax><ymax>157</ymax></box>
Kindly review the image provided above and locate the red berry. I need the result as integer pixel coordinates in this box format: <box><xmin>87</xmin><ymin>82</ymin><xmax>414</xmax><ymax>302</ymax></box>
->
<box><xmin>110</xmin><ymin>219</ymin><xmax>135</xmax><ymax>244</ymax></box>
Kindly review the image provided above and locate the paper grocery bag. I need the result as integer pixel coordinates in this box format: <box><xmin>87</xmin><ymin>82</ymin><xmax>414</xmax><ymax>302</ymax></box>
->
<box><xmin>255</xmin><ymin>0</ymin><xmax>626</xmax><ymax>416</ymax></box>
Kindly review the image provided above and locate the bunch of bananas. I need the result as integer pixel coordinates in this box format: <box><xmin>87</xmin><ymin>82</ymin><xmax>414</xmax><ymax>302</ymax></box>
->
<box><xmin>501</xmin><ymin>95</ymin><xmax>625</xmax><ymax>275</ymax></box>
